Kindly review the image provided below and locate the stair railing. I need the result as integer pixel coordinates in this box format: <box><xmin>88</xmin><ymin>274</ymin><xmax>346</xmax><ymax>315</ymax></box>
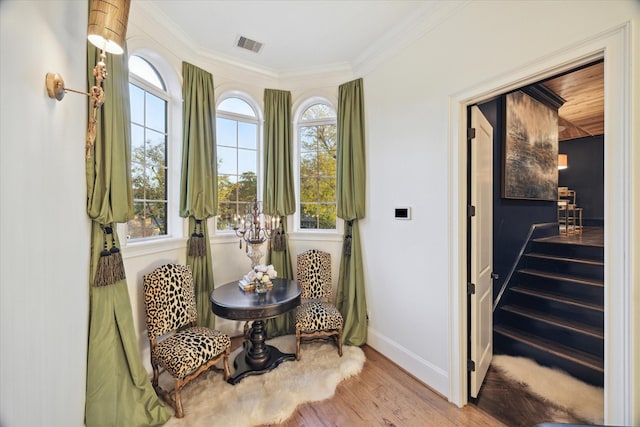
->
<box><xmin>492</xmin><ymin>222</ymin><xmax>558</xmax><ymax>312</ymax></box>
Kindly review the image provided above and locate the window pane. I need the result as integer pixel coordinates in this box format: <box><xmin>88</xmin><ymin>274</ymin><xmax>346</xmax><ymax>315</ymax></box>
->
<box><xmin>129</xmin><ymin>84</ymin><xmax>144</xmax><ymax>124</ymax></box>
<box><xmin>237</xmin><ymin>172</ymin><xmax>257</xmax><ymax>202</ymax></box>
<box><xmin>238</xmin><ymin>148</ymin><xmax>257</xmax><ymax>175</ymax></box>
<box><xmin>300</xmin><ymin>151</ymin><xmax>318</xmax><ymax>175</ymax></box>
<box><xmin>217</xmin><ymin>146</ymin><xmax>237</xmax><ymax>175</ymax></box>
<box><xmin>238</xmin><ymin>122</ymin><xmax>257</xmax><ymax>149</ymax></box>
<box><xmin>216</xmin><ymin>203</ymin><xmax>236</xmax><ymax>231</ymax></box>
<box><xmin>216</xmin><ymin>118</ymin><xmax>237</xmax><ymax>147</ymax></box>
<box><xmin>317</xmin><ymin>177</ymin><xmax>336</xmax><ymax>202</ymax></box>
<box><xmin>302</xmin><ymin>103</ymin><xmax>336</xmax><ymax>120</ymax></box>
<box><xmin>145</xmin><ymin>130</ymin><xmax>166</xmax><ymax>166</ymax></box>
<box><xmin>146</xmin><ymin>201</ymin><xmax>167</xmax><ymax>235</ymax></box>
<box><xmin>217</xmin><ymin>175</ymin><xmax>237</xmax><ymax>202</ymax></box>
<box><xmin>131</xmin><ymin>162</ymin><xmax>146</xmax><ymax>200</ymax></box>
<box><xmin>146</xmin><ymin>165</ymin><xmax>166</xmax><ymax>201</ymax></box>
<box><xmin>300</xmin><ymin>177</ymin><xmax>319</xmax><ymax>201</ymax></box>
<box><xmin>300</xmin><ymin>204</ymin><xmax>318</xmax><ymax>229</ymax></box>
<box><xmin>145</xmin><ymin>92</ymin><xmax>166</xmax><ymax>132</ymax></box>
<box><xmin>317</xmin><ymin>204</ymin><xmax>336</xmax><ymax>229</ymax></box>
<box><xmin>218</xmin><ymin>98</ymin><xmax>255</xmax><ymax>117</ymax></box>
<box><xmin>129</xmin><ymin>56</ymin><xmax>164</xmax><ymax>90</ymax></box>
<box><xmin>131</xmin><ymin>123</ymin><xmax>145</xmax><ymax>158</ymax></box>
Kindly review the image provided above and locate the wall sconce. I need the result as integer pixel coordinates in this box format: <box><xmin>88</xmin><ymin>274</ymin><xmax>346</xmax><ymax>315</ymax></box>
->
<box><xmin>558</xmin><ymin>153</ymin><xmax>568</xmax><ymax>170</ymax></box>
<box><xmin>45</xmin><ymin>0</ymin><xmax>131</xmax><ymax>159</ymax></box>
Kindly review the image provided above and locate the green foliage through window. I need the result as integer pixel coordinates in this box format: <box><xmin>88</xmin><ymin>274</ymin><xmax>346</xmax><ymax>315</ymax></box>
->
<box><xmin>299</xmin><ymin>103</ymin><xmax>337</xmax><ymax>229</ymax></box>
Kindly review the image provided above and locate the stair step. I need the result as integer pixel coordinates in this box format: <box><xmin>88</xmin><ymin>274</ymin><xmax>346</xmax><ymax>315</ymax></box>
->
<box><xmin>510</xmin><ymin>286</ymin><xmax>603</xmax><ymax>313</ymax></box>
<box><xmin>494</xmin><ymin>324</ymin><xmax>604</xmax><ymax>373</ymax></box>
<box><xmin>501</xmin><ymin>305</ymin><xmax>603</xmax><ymax>339</ymax></box>
<box><xmin>518</xmin><ymin>269</ymin><xmax>603</xmax><ymax>288</ymax></box>
<box><xmin>525</xmin><ymin>252</ymin><xmax>604</xmax><ymax>267</ymax></box>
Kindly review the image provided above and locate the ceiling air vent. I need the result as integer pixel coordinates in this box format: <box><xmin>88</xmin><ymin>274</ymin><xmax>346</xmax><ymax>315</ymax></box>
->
<box><xmin>236</xmin><ymin>36</ymin><xmax>263</xmax><ymax>54</ymax></box>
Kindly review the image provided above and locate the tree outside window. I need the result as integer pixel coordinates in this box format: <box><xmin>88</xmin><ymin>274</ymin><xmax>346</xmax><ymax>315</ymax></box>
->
<box><xmin>299</xmin><ymin>103</ymin><xmax>337</xmax><ymax>230</ymax></box>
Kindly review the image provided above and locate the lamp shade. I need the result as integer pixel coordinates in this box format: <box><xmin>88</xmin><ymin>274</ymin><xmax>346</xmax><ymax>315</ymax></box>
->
<box><xmin>87</xmin><ymin>0</ymin><xmax>131</xmax><ymax>55</ymax></box>
<box><xmin>558</xmin><ymin>153</ymin><xmax>568</xmax><ymax>170</ymax></box>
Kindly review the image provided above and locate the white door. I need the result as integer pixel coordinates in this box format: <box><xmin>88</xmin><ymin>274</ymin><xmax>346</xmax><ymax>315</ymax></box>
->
<box><xmin>470</xmin><ymin>105</ymin><xmax>493</xmax><ymax>398</ymax></box>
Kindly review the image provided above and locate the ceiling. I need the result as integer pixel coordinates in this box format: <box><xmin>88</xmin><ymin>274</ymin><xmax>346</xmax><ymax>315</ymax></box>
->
<box><xmin>541</xmin><ymin>61</ymin><xmax>604</xmax><ymax>141</ymax></box>
<box><xmin>138</xmin><ymin>0</ymin><xmax>447</xmax><ymax>75</ymax></box>
<box><xmin>139</xmin><ymin>1</ymin><xmax>604</xmax><ymax>141</ymax></box>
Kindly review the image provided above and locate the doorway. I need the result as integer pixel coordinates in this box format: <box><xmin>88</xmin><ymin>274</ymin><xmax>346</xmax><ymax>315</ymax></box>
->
<box><xmin>448</xmin><ymin>24</ymin><xmax>633</xmax><ymax>425</ymax></box>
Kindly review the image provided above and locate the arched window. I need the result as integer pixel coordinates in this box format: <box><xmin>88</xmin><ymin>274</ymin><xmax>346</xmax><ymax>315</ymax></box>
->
<box><xmin>127</xmin><ymin>55</ymin><xmax>169</xmax><ymax>240</ymax></box>
<box><xmin>298</xmin><ymin>102</ymin><xmax>337</xmax><ymax>230</ymax></box>
<box><xmin>216</xmin><ymin>96</ymin><xmax>260</xmax><ymax>231</ymax></box>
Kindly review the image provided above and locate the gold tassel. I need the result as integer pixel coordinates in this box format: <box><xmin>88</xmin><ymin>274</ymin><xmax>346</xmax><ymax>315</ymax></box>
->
<box><xmin>343</xmin><ymin>221</ymin><xmax>353</xmax><ymax>257</ymax></box>
<box><xmin>94</xmin><ymin>226</ymin><xmax>113</xmax><ymax>287</ymax></box>
<box><xmin>109</xmin><ymin>226</ymin><xmax>126</xmax><ymax>282</ymax></box>
<box><xmin>188</xmin><ymin>219</ymin><xmax>206</xmax><ymax>257</ymax></box>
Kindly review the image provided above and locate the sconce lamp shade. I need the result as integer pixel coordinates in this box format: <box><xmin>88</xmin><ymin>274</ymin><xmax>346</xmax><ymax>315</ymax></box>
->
<box><xmin>87</xmin><ymin>0</ymin><xmax>131</xmax><ymax>55</ymax></box>
<box><xmin>558</xmin><ymin>153</ymin><xmax>568</xmax><ymax>170</ymax></box>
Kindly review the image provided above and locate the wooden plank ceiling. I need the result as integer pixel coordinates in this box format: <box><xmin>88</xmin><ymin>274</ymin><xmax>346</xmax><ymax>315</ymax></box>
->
<box><xmin>541</xmin><ymin>61</ymin><xmax>604</xmax><ymax>141</ymax></box>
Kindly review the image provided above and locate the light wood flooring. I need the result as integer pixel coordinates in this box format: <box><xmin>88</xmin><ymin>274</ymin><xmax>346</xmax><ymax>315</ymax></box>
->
<box><xmin>228</xmin><ymin>336</ymin><xmax>503</xmax><ymax>427</ymax></box>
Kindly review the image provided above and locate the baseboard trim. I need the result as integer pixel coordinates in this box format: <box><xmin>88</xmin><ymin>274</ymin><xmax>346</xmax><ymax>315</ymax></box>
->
<box><xmin>367</xmin><ymin>327</ymin><xmax>449</xmax><ymax>397</ymax></box>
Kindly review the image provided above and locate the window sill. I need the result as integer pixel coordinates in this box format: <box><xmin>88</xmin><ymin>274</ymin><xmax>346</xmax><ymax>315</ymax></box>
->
<box><xmin>122</xmin><ymin>236</ymin><xmax>187</xmax><ymax>259</ymax></box>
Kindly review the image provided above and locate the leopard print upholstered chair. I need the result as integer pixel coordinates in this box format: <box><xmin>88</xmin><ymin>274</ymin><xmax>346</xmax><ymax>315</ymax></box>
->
<box><xmin>143</xmin><ymin>264</ymin><xmax>231</xmax><ymax>418</ymax></box>
<box><xmin>294</xmin><ymin>249</ymin><xmax>343</xmax><ymax>360</ymax></box>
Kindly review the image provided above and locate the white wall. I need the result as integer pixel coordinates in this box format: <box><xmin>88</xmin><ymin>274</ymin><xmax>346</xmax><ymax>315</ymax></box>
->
<box><xmin>1</xmin><ymin>1</ymin><xmax>638</xmax><ymax>426</ymax></box>
<box><xmin>1</xmin><ymin>2</ymin><xmax>90</xmax><ymax>426</ymax></box>
<box><xmin>360</xmin><ymin>1</ymin><xmax>639</xmax><ymax>424</ymax></box>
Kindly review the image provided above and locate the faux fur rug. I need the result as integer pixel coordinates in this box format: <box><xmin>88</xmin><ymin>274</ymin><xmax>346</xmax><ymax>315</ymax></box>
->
<box><xmin>492</xmin><ymin>355</ymin><xmax>604</xmax><ymax>425</ymax></box>
<box><xmin>163</xmin><ymin>335</ymin><xmax>365</xmax><ymax>427</ymax></box>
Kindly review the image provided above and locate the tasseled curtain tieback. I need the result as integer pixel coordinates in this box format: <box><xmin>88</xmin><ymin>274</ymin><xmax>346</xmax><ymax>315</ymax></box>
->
<box><xmin>188</xmin><ymin>219</ymin><xmax>206</xmax><ymax>257</ymax></box>
<box><xmin>272</xmin><ymin>219</ymin><xmax>286</xmax><ymax>252</ymax></box>
<box><xmin>343</xmin><ymin>220</ymin><xmax>353</xmax><ymax>257</ymax></box>
<box><xmin>94</xmin><ymin>223</ymin><xmax>126</xmax><ymax>287</ymax></box>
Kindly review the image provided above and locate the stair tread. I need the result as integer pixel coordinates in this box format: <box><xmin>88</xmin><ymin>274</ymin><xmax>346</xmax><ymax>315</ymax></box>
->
<box><xmin>494</xmin><ymin>324</ymin><xmax>604</xmax><ymax>372</ymax></box>
<box><xmin>518</xmin><ymin>268</ymin><xmax>603</xmax><ymax>287</ymax></box>
<box><xmin>501</xmin><ymin>304</ymin><xmax>604</xmax><ymax>339</ymax></box>
<box><xmin>510</xmin><ymin>286</ymin><xmax>604</xmax><ymax>312</ymax></box>
<box><xmin>525</xmin><ymin>252</ymin><xmax>604</xmax><ymax>266</ymax></box>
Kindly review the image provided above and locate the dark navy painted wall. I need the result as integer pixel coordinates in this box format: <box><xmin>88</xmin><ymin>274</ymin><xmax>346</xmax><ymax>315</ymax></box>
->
<box><xmin>558</xmin><ymin>135</ymin><xmax>604</xmax><ymax>225</ymax></box>
<box><xmin>477</xmin><ymin>97</ymin><xmax>558</xmax><ymax>302</ymax></box>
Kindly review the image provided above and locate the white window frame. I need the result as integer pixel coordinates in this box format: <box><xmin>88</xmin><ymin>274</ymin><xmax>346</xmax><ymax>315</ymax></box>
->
<box><xmin>293</xmin><ymin>97</ymin><xmax>343</xmax><ymax>236</ymax></box>
<box><xmin>214</xmin><ymin>91</ymin><xmax>263</xmax><ymax>237</ymax></box>
<box><xmin>121</xmin><ymin>52</ymin><xmax>183</xmax><ymax>253</ymax></box>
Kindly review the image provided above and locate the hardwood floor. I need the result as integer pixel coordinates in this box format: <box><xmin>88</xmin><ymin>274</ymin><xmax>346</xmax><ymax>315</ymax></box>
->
<box><xmin>229</xmin><ymin>336</ymin><xmax>504</xmax><ymax>427</ymax></box>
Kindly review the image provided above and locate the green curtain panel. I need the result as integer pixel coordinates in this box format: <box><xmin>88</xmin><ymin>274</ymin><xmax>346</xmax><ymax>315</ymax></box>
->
<box><xmin>84</xmin><ymin>23</ymin><xmax>169</xmax><ymax>427</ymax></box>
<box><xmin>263</xmin><ymin>89</ymin><xmax>295</xmax><ymax>337</ymax></box>
<box><xmin>180</xmin><ymin>62</ymin><xmax>218</xmax><ymax>329</ymax></box>
<box><xmin>336</xmin><ymin>78</ymin><xmax>368</xmax><ymax>346</ymax></box>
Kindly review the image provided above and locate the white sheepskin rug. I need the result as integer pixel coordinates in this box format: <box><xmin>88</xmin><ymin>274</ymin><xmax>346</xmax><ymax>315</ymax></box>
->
<box><xmin>164</xmin><ymin>334</ymin><xmax>365</xmax><ymax>427</ymax></box>
<box><xmin>492</xmin><ymin>355</ymin><xmax>604</xmax><ymax>425</ymax></box>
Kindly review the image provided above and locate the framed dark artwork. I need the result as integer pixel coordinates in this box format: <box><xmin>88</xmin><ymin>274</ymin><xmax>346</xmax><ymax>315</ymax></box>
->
<box><xmin>503</xmin><ymin>90</ymin><xmax>558</xmax><ymax>200</ymax></box>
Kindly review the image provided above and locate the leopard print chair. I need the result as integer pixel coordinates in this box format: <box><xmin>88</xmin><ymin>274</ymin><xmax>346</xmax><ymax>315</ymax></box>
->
<box><xmin>295</xmin><ymin>249</ymin><xmax>343</xmax><ymax>360</ymax></box>
<box><xmin>143</xmin><ymin>264</ymin><xmax>231</xmax><ymax>418</ymax></box>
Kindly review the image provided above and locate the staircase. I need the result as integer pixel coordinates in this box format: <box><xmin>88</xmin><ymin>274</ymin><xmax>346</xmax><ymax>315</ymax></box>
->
<box><xmin>493</xmin><ymin>232</ymin><xmax>604</xmax><ymax>386</ymax></box>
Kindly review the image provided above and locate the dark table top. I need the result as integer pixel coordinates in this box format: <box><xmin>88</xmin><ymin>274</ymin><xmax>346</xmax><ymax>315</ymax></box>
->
<box><xmin>210</xmin><ymin>278</ymin><xmax>301</xmax><ymax>321</ymax></box>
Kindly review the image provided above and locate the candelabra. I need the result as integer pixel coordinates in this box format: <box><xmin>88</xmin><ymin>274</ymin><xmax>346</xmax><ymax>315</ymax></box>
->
<box><xmin>233</xmin><ymin>201</ymin><xmax>280</xmax><ymax>268</ymax></box>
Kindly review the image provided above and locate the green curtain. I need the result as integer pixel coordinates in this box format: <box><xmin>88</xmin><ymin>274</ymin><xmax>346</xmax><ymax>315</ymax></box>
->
<box><xmin>180</xmin><ymin>62</ymin><xmax>218</xmax><ymax>329</ymax></box>
<box><xmin>263</xmin><ymin>88</ymin><xmax>295</xmax><ymax>337</ymax></box>
<box><xmin>336</xmin><ymin>78</ymin><xmax>368</xmax><ymax>346</ymax></box>
<box><xmin>84</xmin><ymin>22</ymin><xmax>169</xmax><ymax>427</ymax></box>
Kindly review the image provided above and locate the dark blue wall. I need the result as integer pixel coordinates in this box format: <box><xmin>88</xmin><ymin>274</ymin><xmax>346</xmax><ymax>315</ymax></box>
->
<box><xmin>478</xmin><ymin>97</ymin><xmax>558</xmax><ymax>302</ymax></box>
<box><xmin>558</xmin><ymin>135</ymin><xmax>604</xmax><ymax>226</ymax></box>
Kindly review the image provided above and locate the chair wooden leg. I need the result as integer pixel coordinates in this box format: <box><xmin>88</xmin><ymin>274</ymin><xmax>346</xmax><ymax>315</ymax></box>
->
<box><xmin>174</xmin><ymin>379</ymin><xmax>184</xmax><ymax>418</ymax></box>
<box><xmin>295</xmin><ymin>329</ymin><xmax>301</xmax><ymax>360</ymax></box>
<box><xmin>337</xmin><ymin>327</ymin><xmax>343</xmax><ymax>357</ymax></box>
<box><xmin>222</xmin><ymin>347</ymin><xmax>231</xmax><ymax>380</ymax></box>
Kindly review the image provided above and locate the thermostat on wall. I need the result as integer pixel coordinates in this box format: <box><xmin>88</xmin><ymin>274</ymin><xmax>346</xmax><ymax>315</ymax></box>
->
<box><xmin>394</xmin><ymin>207</ymin><xmax>411</xmax><ymax>220</ymax></box>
